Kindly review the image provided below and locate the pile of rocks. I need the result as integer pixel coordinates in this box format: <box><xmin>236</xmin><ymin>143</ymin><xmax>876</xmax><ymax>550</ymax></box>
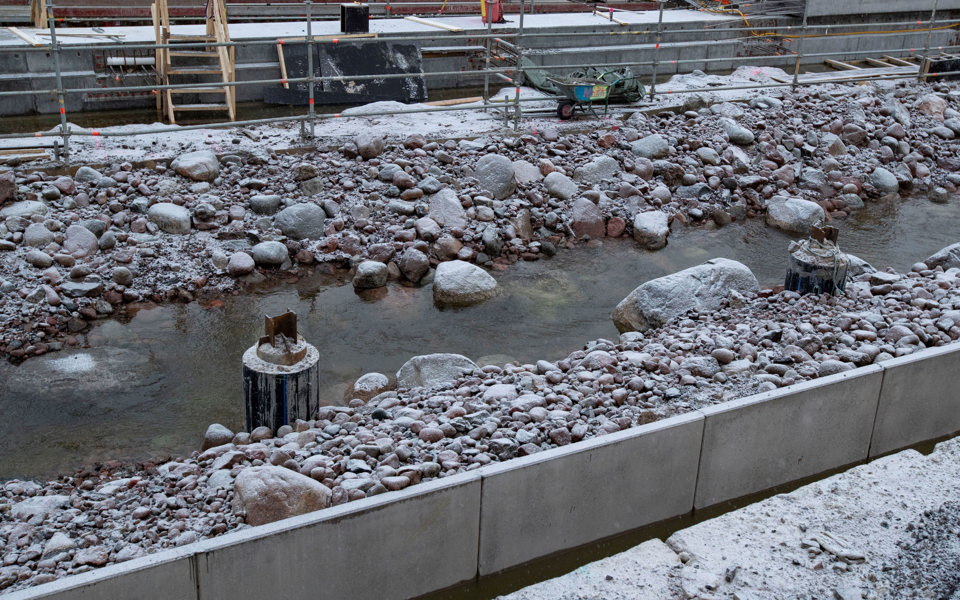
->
<box><xmin>3</xmin><ymin>79</ymin><xmax>960</xmax><ymax>358</ymax></box>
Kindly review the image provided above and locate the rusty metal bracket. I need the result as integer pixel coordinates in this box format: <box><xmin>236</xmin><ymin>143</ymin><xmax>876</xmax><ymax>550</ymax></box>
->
<box><xmin>257</xmin><ymin>310</ymin><xmax>307</xmax><ymax>366</ymax></box>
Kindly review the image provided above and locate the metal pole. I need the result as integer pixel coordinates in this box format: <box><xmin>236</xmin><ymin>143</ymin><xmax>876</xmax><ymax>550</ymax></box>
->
<box><xmin>648</xmin><ymin>0</ymin><xmax>664</xmax><ymax>101</ymax></box>
<box><xmin>483</xmin><ymin>0</ymin><xmax>493</xmax><ymax>111</ymax></box>
<box><xmin>921</xmin><ymin>0</ymin><xmax>940</xmax><ymax>81</ymax></box>
<box><xmin>514</xmin><ymin>45</ymin><xmax>522</xmax><ymax>130</ymax></box>
<box><xmin>307</xmin><ymin>0</ymin><xmax>315</xmax><ymax>138</ymax></box>
<box><xmin>47</xmin><ymin>0</ymin><xmax>69</xmax><ymax>161</ymax></box>
<box><xmin>518</xmin><ymin>0</ymin><xmax>523</xmax><ymax>37</ymax></box>
<box><xmin>791</xmin><ymin>0</ymin><xmax>809</xmax><ymax>90</ymax></box>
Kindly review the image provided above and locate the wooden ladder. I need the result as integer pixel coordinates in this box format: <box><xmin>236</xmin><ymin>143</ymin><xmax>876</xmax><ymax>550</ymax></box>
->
<box><xmin>151</xmin><ymin>0</ymin><xmax>235</xmax><ymax>123</ymax></box>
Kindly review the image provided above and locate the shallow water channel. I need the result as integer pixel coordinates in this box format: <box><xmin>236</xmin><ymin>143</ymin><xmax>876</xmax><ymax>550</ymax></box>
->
<box><xmin>1</xmin><ymin>195</ymin><xmax>958</xmax><ymax>480</ymax></box>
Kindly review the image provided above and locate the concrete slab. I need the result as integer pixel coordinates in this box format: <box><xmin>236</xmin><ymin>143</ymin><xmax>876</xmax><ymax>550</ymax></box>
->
<box><xmin>694</xmin><ymin>365</ymin><xmax>883</xmax><ymax>510</ymax></box>
<box><xmin>807</xmin><ymin>0</ymin><xmax>960</xmax><ymax>17</ymax></box>
<box><xmin>870</xmin><ymin>344</ymin><xmax>960</xmax><ymax>457</ymax></box>
<box><xmin>504</xmin><ymin>436</ymin><xmax>960</xmax><ymax>600</ymax></box>
<box><xmin>193</xmin><ymin>471</ymin><xmax>481</xmax><ymax>600</ymax></box>
<box><xmin>2</xmin><ymin>548</ymin><xmax>197</xmax><ymax>600</ymax></box>
<box><xmin>477</xmin><ymin>411</ymin><xmax>704</xmax><ymax>576</ymax></box>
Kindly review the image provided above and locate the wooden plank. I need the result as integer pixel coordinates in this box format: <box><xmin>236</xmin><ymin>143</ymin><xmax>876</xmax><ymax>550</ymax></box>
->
<box><xmin>825</xmin><ymin>59</ymin><xmax>861</xmax><ymax>71</ymax></box>
<box><xmin>277</xmin><ymin>43</ymin><xmax>289</xmax><ymax>89</ymax></box>
<box><xmin>784</xmin><ymin>65</ymin><xmax>916</xmax><ymax>85</ymax></box>
<box><xmin>593</xmin><ymin>8</ymin><xmax>627</xmax><ymax>25</ymax></box>
<box><xmin>7</xmin><ymin>26</ymin><xmax>41</xmax><ymax>46</ymax></box>
<box><xmin>882</xmin><ymin>55</ymin><xmax>916</xmax><ymax>66</ymax></box>
<box><xmin>403</xmin><ymin>15</ymin><xmax>464</xmax><ymax>32</ymax></box>
<box><xmin>864</xmin><ymin>58</ymin><xmax>895</xmax><ymax>68</ymax></box>
<box><xmin>424</xmin><ymin>95</ymin><xmax>483</xmax><ymax>106</ymax></box>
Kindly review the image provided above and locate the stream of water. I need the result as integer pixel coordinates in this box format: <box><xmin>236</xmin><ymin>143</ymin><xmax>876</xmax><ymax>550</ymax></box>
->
<box><xmin>0</xmin><ymin>195</ymin><xmax>957</xmax><ymax>480</ymax></box>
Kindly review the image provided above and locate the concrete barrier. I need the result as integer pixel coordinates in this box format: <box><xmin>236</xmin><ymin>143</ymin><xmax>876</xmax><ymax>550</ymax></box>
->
<box><xmin>3</xmin><ymin>548</ymin><xmax>197</xmax><ymax>600</ymax></box>
<box><xmin>476</xmin><ymin>412</ymin><xmax>704</xmax><ymax>576</ymax></box>
<box><xmin>11</xmin><ymin>343</ymin><xmax>960</xmax><ymax>600</ymax></box>
<box><xmin>193</xmin><ymin>471</ymin><xmax>481</xmax><ymax>600</ymax></box>
<box><xmin>870</xmin><ymin>344</ymin><xmax>960</xmax><ymax>458</ymax></box>
<box><xmin>693</xmin><ymin>365</ymin><xmax>884</xmax><ymax>510</ymax></box>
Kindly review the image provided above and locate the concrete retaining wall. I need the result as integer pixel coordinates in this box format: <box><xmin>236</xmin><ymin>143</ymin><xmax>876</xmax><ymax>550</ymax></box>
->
<box><xmin>807</xmin><ymin>0</ymin><xmax>960</xmax><ymax>17</ymax></box>
<box><xmin>8</xmin><ymin>343</ymin><xmax>960</xmax><ymax>600</ymax></box>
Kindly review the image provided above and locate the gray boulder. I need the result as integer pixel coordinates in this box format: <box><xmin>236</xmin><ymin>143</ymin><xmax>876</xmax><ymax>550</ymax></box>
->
<box><xmin>765</xmin><ymin>196</ymin><xmax>824</xmax><ymax>234</ymax></box>
<box><xmin>73</xmin><ymin>166</ymin><xmax>102</xmax><ymax>184</ymax></box>
<box><xmin>251</xmin><ymin>241</ymin><xmax>288</xmax><ymax>267</ymax></box>
<box><xmin>23</xmin><ymin>223</ymin><xmax>54</xmax><ymax>247</ymax></box>
<box><xmin>612</xmin><ymin>258</ymin><xmax>759</xmax><ymax>332</ymax></box>
<box><xmin>396</xmin><ymin>353</ymin><xmax>479</xmax><ymax>389</ymax></box>
<box><xmin>512</xmin><ymin>160</ymin><xmax>542</xmax><ymax>185</ymax></box>
<box><xmin>433</xmin><ymin>260</ymin><xmax>499</xmax><ymax>307</ymax></box>
<box><xmin>574</xmin><ymin>155</ymin><xmax>619</xmax><ymax>183</ymax></box>
<box><xmin>631</xmin><ymin>134</ymin><xmax>670</xmax><ymax>159</ymax></box>
<box><xmin>0</xmin><ymin>200</ymin><xmax>47</xmax><ymax>219</ymax></box>
<box><xmin>275</xmin><ymin>203</ymin><xmax>326</xmax><ymax>240</ymax></box>
<box><xmin>148</xmin><ymin>203</ymin><xmax>191</xmax><ymax>234</ymax></box>
<box><xmin>925</xmin><ymin>242</ymin><xmax>960</xmax><ymax>270</ymax></box>
<box><xmin>227</xmin><ymin>252</ymin><xmax>255</xmax><ymax>276</ymax></box>
<box><xmin>170</xmin><ymin>150</ymin><xmax>219</xmax><ymax>182</ymax></box>
<box><xmin>353</xmin><ymin>260</ymin><xmax>388</xmax><ymax>289</ymax></box>
<box><xmin>633</xmin><ymin>210</ymin><xmax>670</xmax><ymax>250</ymax></box>
<box><xmin>233</xmin><ymin>465</ymin><xmax>331</xmax><ymax>526</ymax></box>
<box><xmin>0</xmin><ymin>171</ymin><xmax>16</xmax><ymax>204</ymax></box>
<box><xmin>63</xmin><ymin>224</ymin><xmax>99</xmax><ymax>258</ymax></box>
<box><xmin>249</xmin><ymin>194</ymin><xmax>282</xmax><ymax>215</ymax></box>
<box><xmin>427</xmin><ymin>188</ymin><xmax>467</xmax><ymax>228</ymax></box>
<box><xmin>721</xmin><ymin>118</ymin><xmax>755</xmax><ymax>145</ymax></box>
<box><xmin>475</xmin><ymin>154</ymin><xmax>516</xmax><ymax>200</ymax></box>
<box><xmin>543</xmin><ymin>171</ymin><xmax>578</xmax><ymax>200</ymax></box>
<box><xmin>869</xmin><ymin>167</ymin><xmax>900</xmax><ymax>194</ymax></box>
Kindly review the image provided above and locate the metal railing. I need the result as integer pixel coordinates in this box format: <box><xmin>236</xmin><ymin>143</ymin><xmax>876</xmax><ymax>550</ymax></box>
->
<box><xmin>1</xmin><ymin>0</ymin><xmax>959</xmax><ymax>162</ymax></box>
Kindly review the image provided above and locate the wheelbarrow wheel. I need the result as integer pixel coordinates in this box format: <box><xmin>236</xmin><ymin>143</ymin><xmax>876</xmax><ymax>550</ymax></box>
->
<box><xmin>557</xmin><ymin>101</ymin><xmax>576</xmax><ymax>120</ymax></box>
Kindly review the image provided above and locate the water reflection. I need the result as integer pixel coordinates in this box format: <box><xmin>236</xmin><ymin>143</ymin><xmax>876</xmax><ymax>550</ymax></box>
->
<box><xmin>0</xmin><ymin>196</ymin><xmax>957</xmax><ymax>480</ymax></box>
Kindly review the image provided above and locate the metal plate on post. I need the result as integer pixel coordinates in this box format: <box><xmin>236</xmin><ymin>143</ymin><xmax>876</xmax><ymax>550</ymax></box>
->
<box><xmin>257</xmin><ymin>311</ymin><xmax>308</xmax><ymax>366</ymax></box>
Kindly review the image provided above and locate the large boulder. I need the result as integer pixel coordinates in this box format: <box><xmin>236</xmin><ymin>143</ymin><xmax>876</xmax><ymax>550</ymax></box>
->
<box><xmin>574</xmin><ymin>155</ymin><xmax>619</xmax><ymax>184</ymax></box>
<box><xmin>433</xmin><ymin>260</ymin><xmax>499</xmax><ymax>306</ymax></box>
<box><xmin>170</xmin><ymin>150</ymin><xmax>219</xmax><ymax>182</ymax></box>
<box><xmin>570</xmin><ymin>198</ymin><xmax>605</xmax><ymax>239</ymax></box>
<box><xmin>612</xmin><ymin>258</ymin><xmax>759</xmax><ymax>333</ymax></box>
<box><xmin>427</xmin><ymin>188</ymin><xmax>467</xmax><ymax>228</ymax></box>
<box><xmin>869</xmin><ymin>167</ymin><xmax>899</xmax><ymax>194</ymax></box>
<box><xmin>475</xmin><ymin>154</ymin><xmax>516</xmax><ymax>200</ymax></box>
<box><xmin>916</xmin><ymin>93</ymin><xmax>948</xmax><ymax>121</ymax></box>
<box><xmin>0</xmin><ymin>200</ymin><xmax>47</xmax><ymax>219</ymax></box>
<box><xmin>765</xmin><ymin>196</ymin><xmax>824</xmax><ymax>234</ymax></box>
<box><xmin>633</xmin><ymin>210</ymin><xmax>669</xmax><ymax>250</ymax></box>
<box><xmin>275</xmin><ymin>203</ymin><xmax>326</xmax><ymax>240</ymax></box>
<box><xmin>720</xmin><ymin>118</ymin><xmax>755</xmax><ymax>145</ymax></box>
<box><xmin>353</xmin><ymin>260</ymin><xmax>388</xmax><ymax>289</ymax></box>
<box><xmin>631</xmin><ymin>134</ymin><xmax>670</xmax><ymax>159</ymax></box>
<box><xmin>233</xmin><ymin>465</ymin><xmax>331</xmax><ymax>526</ymax></box>
<box><xmin>148</xmin><ymin>202</ymin><xmax>191</xmax><ymax>234</ymax></box>
<box><xmin>23</xmin><ymin>223</ymin><xmax>54</xmax><ymax>247</ymax></box>
<box><xmin>63</xmin><ymin>225</ymin><xmax>99</xmax><ymax>258</ymax></box>
<box><xmin>396</xmin><ymin>353</ymin><xmax>479</xmax><ymax>389</ymax></box>
<box><xmin>543</xmin><ymin>171</ymin><xmax>578</xmax><ymax>200</ymax></box>
<box><xmin>925</xmin><ymin>242</ymin><xmax>960</xmax><ymax>270</ymax></box>
<box><xmin>251</xmin><ymin>241</ymin><xmax>288</xmax><ymax>267</ymax></box>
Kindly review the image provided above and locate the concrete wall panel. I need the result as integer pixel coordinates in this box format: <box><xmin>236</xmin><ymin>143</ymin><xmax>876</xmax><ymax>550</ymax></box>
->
<box><xmin>694</xmin><ymin>365</ymin><xmax>883</xmax><ymax>510</ymax></box>
<box><xmin>2</xmin><ymin>549</ymin><xmax>196</xmax><ymax>600</ymax></box>
<box><xmin>807</xmin><ymin>0</ymin><xmax>959</xmax><ymax>17</ymax></box>
<box><xmin>194</xmin><ymin>471</ymin><xmax>480</xmax><ymax>600</ymax></box>
<box><xmin>477</xmin><ymin>412</ymin><xmax>704</xmax><ymax>576</ymax></box>
<box><xmin>870</xmin><ymin>344</ymin><xmax>960</xmax><ymax>457</ymax></box>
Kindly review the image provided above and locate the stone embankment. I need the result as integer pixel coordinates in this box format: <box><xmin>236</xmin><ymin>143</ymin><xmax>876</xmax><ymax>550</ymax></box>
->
<box><xmin>2</xmin><ymin>79</ymin><xmax>960</xmax><ymax>357</ymax></box>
